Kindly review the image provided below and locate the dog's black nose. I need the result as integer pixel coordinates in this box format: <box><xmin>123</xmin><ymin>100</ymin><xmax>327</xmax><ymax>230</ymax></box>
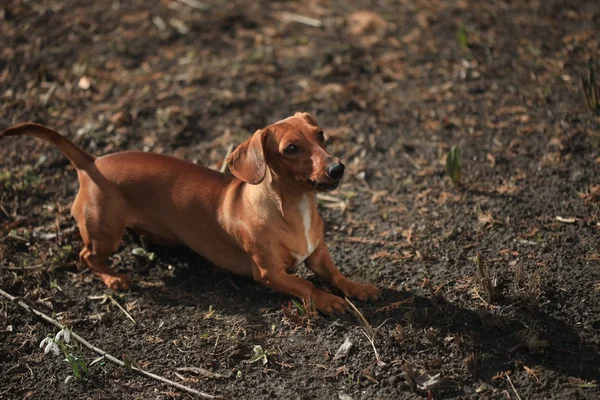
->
<box><xmin>327</xmin><ymin>162</ymin><xmax>345</xmax><ymax>180</ymax></box>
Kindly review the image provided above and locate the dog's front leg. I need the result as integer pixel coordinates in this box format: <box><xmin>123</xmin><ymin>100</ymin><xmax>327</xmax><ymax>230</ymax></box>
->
<box><xmin>251</xmin><ymin>258</ymin><xmax>347</xmax><ymax>315</ymax></box>
<box><xmin>305</xmin><ymin>242</ymin><xmax>381</xmax><ymax>301</ymax></box>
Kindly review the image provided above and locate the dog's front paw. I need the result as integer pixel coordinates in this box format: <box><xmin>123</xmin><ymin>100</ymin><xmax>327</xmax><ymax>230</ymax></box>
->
<box><xmin>313</xmin><ymin>292</ymin><xmax>347</xmax><ymax>316</ymax></box>
<box><xmin>101</xmin><ymin>274</ymin><xmax>131</xmax><ymax>291</ymax></box>
<box><xmin>341</xmin><ymin>281</ymin><xmax>381</xmax><ymax>301</ymax></box>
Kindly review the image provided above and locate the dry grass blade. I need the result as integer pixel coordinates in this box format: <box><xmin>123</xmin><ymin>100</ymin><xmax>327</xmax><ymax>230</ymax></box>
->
<box><xmin>402</xmin><ymin>362</ymin><xmax>418</xmax><ymax>391</ymax></box>
<box><xmin>345</xmin><ymin>297</ymin><xmax>373</xmax><ymax>337</ymax></box>
<box><xmin>506</xmin><ymin>374</ymin><xmax>522</xmax><ymax>400</ymax></box>
<box><xmin>345</xmin><ymin>297</ymin><xmax>386</xmax><ymax>364</ymax></box>
<box><xmin>513</xmin><ymin>265</ymin><xmax>542</xmax><ymax>312</ymax></box>
<box><xmin>375</xmin><ymin>297</ymin><xmax>413</xmax><ymax>313</ymax></box>
<box><xmin>475</xmin><ymin>252</ymin><xmax>500</xmax><ymax>303</ymax></box>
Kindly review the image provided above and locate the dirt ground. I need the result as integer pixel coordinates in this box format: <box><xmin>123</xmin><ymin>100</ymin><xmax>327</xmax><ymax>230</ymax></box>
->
<box><xmin>1</xmin><ymin>0</ymin><xmax>599</xmax><ymax>399</ymax></box>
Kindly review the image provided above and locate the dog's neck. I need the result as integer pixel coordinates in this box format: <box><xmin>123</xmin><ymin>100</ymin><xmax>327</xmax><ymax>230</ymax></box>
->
<box><xmin>245</xmin><ymin>168</ymin><xmax>315</xmax><ymax>221</ymax></box>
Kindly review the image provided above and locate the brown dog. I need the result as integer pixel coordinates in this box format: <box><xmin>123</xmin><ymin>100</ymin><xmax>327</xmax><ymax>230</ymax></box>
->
<box><xmin>1</xmin><ymin>113</ymin><xmax>380</xmax><ymax>314</ymax></box>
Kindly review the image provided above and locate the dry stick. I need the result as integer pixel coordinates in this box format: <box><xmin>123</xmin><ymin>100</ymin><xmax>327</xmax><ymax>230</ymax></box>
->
<box><xmin>1</xmin><ymin>264</ymin><xmax>45</xmax><ymax>271</ymax></box>
<box><xmin>42</xmin><ymin>83</ymin><xmax>57</xmax><ymax>105</ymax></box>
<box><xmin>220</xmin><ymin>144</ymin><xmax>234</xmax><ymax>173</ymax></box>
<box><xmin>506</xmin><ymin>375</ymin><xmax>522</xmax><ymax>400</ymax></box>
<box><xmin>88</xmin><ymin>294</ymin><xmax>136</xmax><ymax>324</ymax></box>
<box><xmin>0</xmin><ymin>288</ymin><xmax>223</xmax><ymax>399</ymax></box>
<box><xmin>175</xmin><ymin>0</ymin><xmax>210</xmax><ymax>10</ymax></box>
<box><xmin>403</xmin><ymin>152</ymin><xmax>421</xmax><ymax>171</ymax></box>
<box><xmin>109</xmin><ymin>295</ymin><xmax>137</xmax><ymax>324</ymax></box>
<box><xmin>282</xmin><ymin>12</ymin><xmax>322</xmax><ymax>28</ymax></box>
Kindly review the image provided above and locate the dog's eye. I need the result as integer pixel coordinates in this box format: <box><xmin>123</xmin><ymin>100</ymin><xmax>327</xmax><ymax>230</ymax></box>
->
<box><xmin>317</xmin><ymin>131</ymin><xmax>325</xmax><ymax>142</ymax></box>
<box><xmin>284</xmin><ymin>144</ymin><xmax>298</xmax><ymax>155</ymax></box>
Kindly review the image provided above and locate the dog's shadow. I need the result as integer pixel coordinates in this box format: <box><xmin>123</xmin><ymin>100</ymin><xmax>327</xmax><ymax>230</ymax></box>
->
<box><xmin>133</xmin><ymin>246</ymin><xmax>599</xmax><ymax>393</ymax></box>
<box><xmin>132</xmin><ymin>245</ymin><xmax>291</xmax><ymax>316</ymax></box>
<box><xmin>370</xmin><ymin>288</ymin><xmax>600</xmax><ymax>391</ymax></box>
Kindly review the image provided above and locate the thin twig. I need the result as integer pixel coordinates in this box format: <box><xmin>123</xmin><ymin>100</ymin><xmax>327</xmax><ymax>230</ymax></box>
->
<box><xmin>108</xmin><ymin>295</ymin><xmax>136</xmax><ymax>324</ymax></box>
<box><xmin>282</xmin><ymin>12</ymin><xmax>322</xmax><ymax>28</ymax></box>
<box><xmin>403</xmin><ymin>152</ymin><xmax>421</xmax><ymax>171</ymax></box>
<box><xmin>42</xmin><ymin>83</ymin><xmax>57</xmax><ymax>105</ymax></box>
<box><xmin>176</xmin><ymin>366</ymin><xmax>228</xmax><ymax>379</ymax></box>
<box><xmin>506</xmin><ymin>374</ymin><xmax>522</xmax><ymax>400</ymax></box>
<box><xmin>1</xmin><ymin>264</ymin><xmax>44</xmax><ymax>271</ymax></box>
<box><xmin>220</xmin><ymin>144</ymin><xmax>234</xmax><ymax>173</ymax></box>
<box><xmin>88</xmin><ymin>294</ymin><xmax>136</xmax><ymax>324</ymax></box>
<box><xmin>175</xmin><ymin>0</ymin><xmax>209</xmax><ymax>10</ymax></box>
<box><xmin>0</xmin><ymin>288</ymin><xmax>222</xmax><ymax>399</ymax></box>
<box><xmin>315</xmin><ymin>194</ymin><xmax>343</xmax><ymax>203</ymax></box>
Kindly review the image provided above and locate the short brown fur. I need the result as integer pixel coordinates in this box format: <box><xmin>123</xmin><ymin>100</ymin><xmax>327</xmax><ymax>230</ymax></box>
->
<box><xmin>1</xmin><ymin>113</ymin><xmax>380</xmax><ymax>315</ymax></box>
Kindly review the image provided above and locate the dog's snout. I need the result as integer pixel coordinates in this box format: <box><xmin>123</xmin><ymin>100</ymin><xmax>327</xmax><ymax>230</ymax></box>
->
<box><xmin>327</xmin><ymin>162</ymin><xmax>345</xmax><ymax>180</ymax></box>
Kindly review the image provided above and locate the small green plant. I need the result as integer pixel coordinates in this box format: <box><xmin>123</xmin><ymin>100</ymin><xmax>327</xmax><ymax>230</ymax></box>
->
<box><xmin>40</xmin><ymin>327</ymin><xmax>89</xmax><ymax>383</ymax></box>
<box><xmin>131</xmin><ymin>247</ymin><xmax>156</xmax><ymax>261</ymax></box>
<box><xmin>445</xmin><ymin>146</ymin><xmax>462</xmax><ymax>186</ymax></box>
<box><xmin>281</xmin><ymin>297</ymin><xmax>317</xmax><ymax>329</ymax></box>
<box><xmin>248</xmin><ymin>345</ymin><xmax>277</xmax><ymax>365</ymax></box>
<box><xmin>203</xmin><ymin>305</ymin><xmax>217</xmax><ymax>319</ymax></box>
<box><xmin>581</xmin><ymin>59</ymin><xmax>600</xmax><ymax>115</ymax></box>
<box><xmin>50</xmin><ymin>279</ymin><xmax>62</xmax><ymax>291</ymax></box>
<box><xmin>290</xmin><ymin>299</ymin><xmax>306</xmax><ymax>316</ymax></box>
<box><xmin>457</xmin><ymin>23</ymin><xmax>468</xmax><ymax>49</ymax></box>
<box><xmin>0</xmin><ymin>170</ymin><xmax>12</xmax><ymax>187</ymax></box>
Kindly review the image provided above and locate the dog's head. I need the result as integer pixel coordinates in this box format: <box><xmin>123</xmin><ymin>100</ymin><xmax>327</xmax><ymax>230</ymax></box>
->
<box><xmin>227</xmin><ymin>112</ymin><xmax>344</xmax><ymax>192</ymax></box>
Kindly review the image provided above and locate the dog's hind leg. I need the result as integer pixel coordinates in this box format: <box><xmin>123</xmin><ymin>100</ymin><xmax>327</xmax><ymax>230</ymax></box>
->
<box><xmin>72</xmin><ymin>179</ymin><xmax>130</xmax><ymax>291</ymax></box>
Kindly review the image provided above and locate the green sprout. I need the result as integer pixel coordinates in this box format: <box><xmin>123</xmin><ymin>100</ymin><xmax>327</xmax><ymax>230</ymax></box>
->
<box><xmin>290</xmin><ymin>299</ymin><xmax>306</xmax><ymax>316</ymax></box>
<box><xmin>132</xmin><ymin>247</ymin><xmax>156</xmax><ymax>261</ymax></box>
<box><xmin>457</xmin><ymin>23</ymin><xmax>468</xmax><ymax>49</ymax></box>
<box><xmin>248</xmin><ymin>345</ymin><xmax>277</xmax><ymax>365</ymax></box>
<box><xmin>581</xmin><ymin>59</ymin><xmax>600</xmax><ymax>115</ymax></box>
<box><xmin>445</xmin><ymin>146</ymin><xmax>462</xmax><ymax>186</ymax></box>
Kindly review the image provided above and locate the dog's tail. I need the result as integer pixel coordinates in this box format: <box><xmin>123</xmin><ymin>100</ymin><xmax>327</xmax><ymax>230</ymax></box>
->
<box><xmin>1</xmin><ymin>123</ymin><xmax>95</xmax><ymax>170</ymax></box>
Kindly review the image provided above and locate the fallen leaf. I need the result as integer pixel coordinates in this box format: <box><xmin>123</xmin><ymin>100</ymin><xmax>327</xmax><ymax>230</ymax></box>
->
<box><xmin>334</xmin><ymin>338</ymin><xmax>353</xmax><ymax>360</ymax></box>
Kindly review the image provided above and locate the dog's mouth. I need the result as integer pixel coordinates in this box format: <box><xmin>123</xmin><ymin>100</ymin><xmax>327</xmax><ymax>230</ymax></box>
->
<box><xmin>307</xmin><ymin>179</ymin><xmax>340</xmax><ymax>192</ymax></box>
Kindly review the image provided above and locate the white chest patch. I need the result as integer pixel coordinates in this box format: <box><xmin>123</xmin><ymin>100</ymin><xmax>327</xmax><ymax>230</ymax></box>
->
<box><xmin>293</xmin><ymin>194</ymin><xmax>318</xmax><ymax>266</ymax></box>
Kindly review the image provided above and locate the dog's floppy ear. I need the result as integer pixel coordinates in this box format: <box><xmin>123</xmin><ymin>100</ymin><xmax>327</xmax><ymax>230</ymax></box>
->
<box><xmin>227</xmin><ymin>128</ymin><xmax>268</xmax><ymax>185</ymax></box>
